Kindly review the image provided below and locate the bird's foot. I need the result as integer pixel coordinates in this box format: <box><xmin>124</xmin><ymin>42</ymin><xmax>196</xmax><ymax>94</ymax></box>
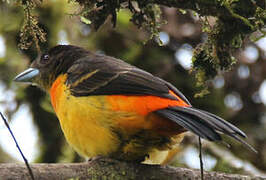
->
<box><xmin>87</xmin><ymin>156</ymin><xmax>104</xmax><ymax>162</ymax></box>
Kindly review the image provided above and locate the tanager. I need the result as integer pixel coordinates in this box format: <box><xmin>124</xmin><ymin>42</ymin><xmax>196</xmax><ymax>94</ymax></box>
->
<box><xmin>15</xmin><ymin>45</ymin><xmax>254</xmax><ymax>164</ymax></box>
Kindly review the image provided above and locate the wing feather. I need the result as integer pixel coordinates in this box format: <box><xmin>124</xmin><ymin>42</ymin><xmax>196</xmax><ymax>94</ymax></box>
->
<box><xmin>66</xmin><ymin>54</ymin><xmax>188</xmax><ymax>101</ymax></box>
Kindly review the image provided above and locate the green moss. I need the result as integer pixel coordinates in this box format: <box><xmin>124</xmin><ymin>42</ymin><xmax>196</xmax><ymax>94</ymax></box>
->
<box><xmin>86</xmin><ymin>159</ymin><xmax>138</xmax><ymax>180</ymax></box>
<box><xmin>5</xmin><ymin>0</ymin><xmax>266</xmax><ymax>96</ymax></box>
<box><xmin>190</xmin><ymin>0</ymin><xmax>264</xmax><ymax>95</ymax></box>
<box><xmin>19</xmin><ymin>0</ymin><xmax>46</xmax><ymax>52</ymax></box>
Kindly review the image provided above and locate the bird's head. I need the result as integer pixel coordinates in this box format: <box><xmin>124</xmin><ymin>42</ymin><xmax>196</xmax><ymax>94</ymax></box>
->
<box><xmin>14</xmin><ymin>45</ymin><xmax>88</xmax><ymax>90</ymax></box>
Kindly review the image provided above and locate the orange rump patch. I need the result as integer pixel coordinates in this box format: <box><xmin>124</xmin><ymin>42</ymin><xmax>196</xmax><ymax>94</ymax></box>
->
<box><xmin>106</xmin><ymin>90</ymin><xmax>190</xmax><ymax>116</ymax></box>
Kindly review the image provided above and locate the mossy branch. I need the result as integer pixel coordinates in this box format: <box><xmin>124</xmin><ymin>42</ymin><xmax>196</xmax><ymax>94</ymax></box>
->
<box><xmin>15</xmin><ymin>0</ymin><xmax>266</xmax><ymax>93</ymax></box>
<box><xmin>0</xmin><ymin>158</ymin><xmax>264</xmax><ymax>180</ymax></box>
<box><xmin>18</xmin><ymin>0</ymin><xmax>46</xmax><ymax>52</ymax></box>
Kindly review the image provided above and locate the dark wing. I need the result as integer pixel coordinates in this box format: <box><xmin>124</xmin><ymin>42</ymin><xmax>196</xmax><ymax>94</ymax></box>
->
<box><xmin>66</xmin><ymin>54</ymin><xmax>191</xmax><ymax>104</ymax></box>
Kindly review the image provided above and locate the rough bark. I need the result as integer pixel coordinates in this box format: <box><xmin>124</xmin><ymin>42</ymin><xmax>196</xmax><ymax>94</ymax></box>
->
<box><xmin>0</xmin><ymin>158</ymin><xmax>264</xmax><ymax>180</ymax></box>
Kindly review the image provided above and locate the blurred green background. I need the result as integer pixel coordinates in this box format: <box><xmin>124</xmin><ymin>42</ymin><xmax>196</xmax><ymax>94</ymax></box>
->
<box><xmin>0</xmin><ymin>0</ymin><xmax>265</xmax><ymax>177</ymax></box>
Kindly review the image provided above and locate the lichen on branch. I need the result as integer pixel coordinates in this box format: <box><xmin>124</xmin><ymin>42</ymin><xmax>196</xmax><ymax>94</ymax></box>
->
<box><xmin>19</xmin><ymin>0</ymin><xmax>46</xmax><ymax>52</ymax></box>
<box><xmin>76</xmin><ymin>0</ymin><xmax>164</xmax><ymax>41</ymax></box>
<box><xmin>16</xmin><ymin>0</ymin><xmax>266</xmax><ymax>92</ymax></box>
<box><xmin>191</xmin><ymin>0</ymin><xmax>265</xmax><ymax>95</ymax></box>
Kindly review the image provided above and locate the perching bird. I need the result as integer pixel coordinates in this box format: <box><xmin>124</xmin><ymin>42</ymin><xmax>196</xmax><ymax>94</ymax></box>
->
<box><xmin>15</xmin><ymin>45</ymin><xmax>255</xmax><ymax>164</ymax></box>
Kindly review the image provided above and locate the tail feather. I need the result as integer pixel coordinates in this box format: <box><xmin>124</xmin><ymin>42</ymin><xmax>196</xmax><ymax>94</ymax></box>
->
<box><xmin>197</xmin><ymin>109</ymin><xmax>246</xmax><ymax>138</ymax></box>
<box><xmin>174</xmin><ymin>107</ymin><xmax>246</xmax><ymax>138</ymax></box>
<box><xmin>157</xmin><ymin>108</ymin><xmax>221</xmax><ymax>141</ymax></box>
<box><xmin>155</xmin><ymin>106</ymin><xmax>256</xmax><ymax>152</ymax></box>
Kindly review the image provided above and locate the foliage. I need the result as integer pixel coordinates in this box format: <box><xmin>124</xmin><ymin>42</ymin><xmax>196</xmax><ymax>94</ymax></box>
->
<box><xmin>15</xmin><ymin>0</ymin><xmax>266</xmax><ymax>91</ymax></box>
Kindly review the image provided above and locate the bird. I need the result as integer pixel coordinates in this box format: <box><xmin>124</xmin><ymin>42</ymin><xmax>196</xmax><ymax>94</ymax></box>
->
<box><xmin>14</xmin><ymin>45</ymin><xmax>255</xmax><ymax>164</ymax></box>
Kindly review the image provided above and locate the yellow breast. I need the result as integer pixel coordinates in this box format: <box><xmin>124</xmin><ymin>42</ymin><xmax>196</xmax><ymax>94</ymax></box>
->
<box><xmin>49</xmin><ymin>75</ymin><xmax>120</xmax><ymax>157</ymax></box>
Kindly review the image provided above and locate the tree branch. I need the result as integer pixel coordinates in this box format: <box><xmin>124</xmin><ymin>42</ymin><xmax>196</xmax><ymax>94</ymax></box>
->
<box><xmin>0</xmin><ymin>158</ymin><xmax>264</xmax><ymax>180</ymax></box>
<box><xmin>69</xmin><ymin>0</ymin><xmax>266</xmax><ymax>94</ymax></box>
<box><xmin>15</xmin><ymin>0</ymin><xmax>265</xmax><ymax>93</ymax></box>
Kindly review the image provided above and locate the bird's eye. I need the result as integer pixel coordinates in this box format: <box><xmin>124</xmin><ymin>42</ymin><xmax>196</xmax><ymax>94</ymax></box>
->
<box><xmin>41</xmin><ymin>54</ymin><xmax>49</xmax><ymax>63</ymax></box>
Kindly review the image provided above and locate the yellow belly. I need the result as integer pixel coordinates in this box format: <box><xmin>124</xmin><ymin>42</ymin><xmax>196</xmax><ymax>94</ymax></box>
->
<box><xmin>49</xmin><ymin>75</ymin><xmax>122</xmax><ymax>157</ymax></box>
<box><xmin>57</xmin><ymin>96</ymin><xmax>121</xmax><ymax>157</ymax></box>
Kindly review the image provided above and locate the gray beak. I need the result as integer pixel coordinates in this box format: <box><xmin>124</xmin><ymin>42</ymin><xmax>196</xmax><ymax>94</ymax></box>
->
<box><xmin>14</xmin><ymin>68</ymin><xmax>40</xmax><ymax>83</ymax></box>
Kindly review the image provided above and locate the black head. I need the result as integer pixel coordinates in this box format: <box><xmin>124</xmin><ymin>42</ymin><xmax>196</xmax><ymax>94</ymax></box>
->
<box><xmin>14</xmin><ymin>45</ymin><xmax>90</xmax><ymax>90</ymax></box>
